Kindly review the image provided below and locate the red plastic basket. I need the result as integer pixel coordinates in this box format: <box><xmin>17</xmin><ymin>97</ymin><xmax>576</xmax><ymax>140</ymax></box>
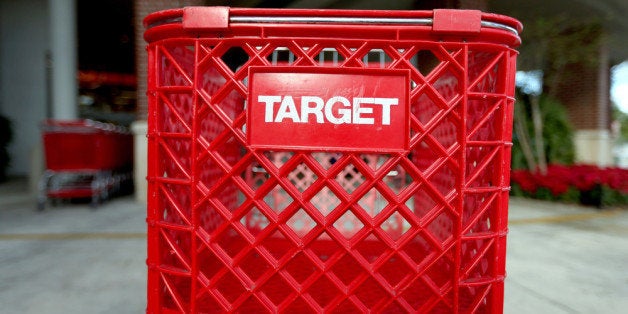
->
<box><xmin>144</xmin><ymin>7</ymin><xmax>520</xmax><ymax>313</ymax></box>
<box><xmin>38</xmin><ymin>119</ymin><xmax>133</xmax><ymax>207</ymax></box>
<box><xmin>42</xmin><ymin>119</ymin><xmax>132</xmax><ymax>171</ymax></box>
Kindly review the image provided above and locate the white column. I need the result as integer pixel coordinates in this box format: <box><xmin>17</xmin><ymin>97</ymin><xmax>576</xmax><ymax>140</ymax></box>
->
<box><xmin>49</xmin><ymin>0</ymin><xmax>77</xmax><ymax>119</ymax></box>
<box><xmin>574</xmin><ymin>130</ymin><xmax>614</xmax><ymax>167</ymax></box>
<box><xmin>131</xmin><ymin>120</ymin><xmax>148</xmax><ymax>203</ymax></box>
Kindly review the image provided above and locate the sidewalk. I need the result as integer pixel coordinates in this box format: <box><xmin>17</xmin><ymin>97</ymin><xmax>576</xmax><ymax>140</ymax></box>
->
<box><xmin>0</xmin><ymin>179</ymin><xmax>146</xmax><ymax>313</ymax></box>
<box><xmin>1</xmin><ymin>178</ymin><xmax>627</xmax><ymax>313</ymax></box>
<box><xmin>505</xmin><ymin>198</ymin><xmax>628</xmax><ymax>313</ymax></box>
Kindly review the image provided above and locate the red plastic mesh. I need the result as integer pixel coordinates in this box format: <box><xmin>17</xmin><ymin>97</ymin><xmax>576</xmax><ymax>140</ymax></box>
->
<box><xmin>146</xmin><ymin>12</ymin><xmax>518</xmax><ymax>314</ymax></box>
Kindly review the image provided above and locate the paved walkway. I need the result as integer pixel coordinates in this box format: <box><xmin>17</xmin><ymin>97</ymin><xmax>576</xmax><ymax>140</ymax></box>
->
<box><xmin>506</xmin><ymin>198</ymin><xmax>628</xmax><ymax>313</ymax></box>
<box><xmin>0</xmin><ymin>178</ymin><xmax>626</xmax><ymax>313</ymax></box>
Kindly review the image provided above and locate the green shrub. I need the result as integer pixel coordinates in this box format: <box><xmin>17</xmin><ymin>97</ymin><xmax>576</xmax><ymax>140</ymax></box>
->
<box><xmin>511</xmin><ymin>165</ymin><xmax>628</xmax><ymax>208</ymax></box>
<box><xmin>540</xmin><ymin>95</ymin><xmax>575</xmax><ymax>165</ymax></box>
<box><xmin>512</xmin><ymin>91</ymin><xmax>575</xmax><ymax>170</ymax></box>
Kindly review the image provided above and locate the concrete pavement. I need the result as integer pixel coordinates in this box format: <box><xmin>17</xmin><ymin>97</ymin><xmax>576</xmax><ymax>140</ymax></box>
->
<box><xmin>1</xmin><ymin>178</ymin><xmax>626</xmax><ymax>313</ymax></box>
<box><xmin>0</xmin><ymin>179</ymin><xmax>146</xmax><ymax>313</ymax></box>
<box><xmin>505</xmin><ymin>198</ymin><xmax>628</xmax><ymax>313</ymax></box>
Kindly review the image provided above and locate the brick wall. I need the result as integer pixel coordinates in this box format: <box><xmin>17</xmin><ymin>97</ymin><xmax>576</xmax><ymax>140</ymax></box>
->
<box><xmin>552</xmin><ymin>40</ymin><xmax>611</xmax><ymax>130</ymax></box>
<box><xmin>134</xmin><ymin>0</ymin><xmax>205</xmax><ymax>120</ymax></box>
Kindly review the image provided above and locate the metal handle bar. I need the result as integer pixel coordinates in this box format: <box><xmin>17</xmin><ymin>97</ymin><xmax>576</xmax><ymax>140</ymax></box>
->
<box><xmin>146</xmin><ymin>10</ymin><xmax>519</xmax><ymax>37</ymax></box>
<box><xmin>229</xmin><ymin>16</ymin><xmax>518</xmax><ymax>36</ymax></box>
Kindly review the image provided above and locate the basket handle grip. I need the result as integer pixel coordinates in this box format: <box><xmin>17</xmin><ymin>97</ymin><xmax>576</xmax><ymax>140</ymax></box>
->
<box><xmin>183</xmin><ymin>6</ymin><xmax>229</xmax><ymax>30</ymax></box>
<box><xmin>432</xmin><ymin>9</ymin><xmax>482</xmax><ymax>34</ymax></box>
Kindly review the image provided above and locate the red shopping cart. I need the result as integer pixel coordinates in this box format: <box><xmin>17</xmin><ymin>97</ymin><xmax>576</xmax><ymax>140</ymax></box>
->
<box><xmin>144</xmin><ymin>7</ymin><xmax>521</xmax><ymax>313</ymax></box>
<box><xmin>37</xmin><ymin>119</ymin><xmax>133</xmax><ymax>209</ymax></box>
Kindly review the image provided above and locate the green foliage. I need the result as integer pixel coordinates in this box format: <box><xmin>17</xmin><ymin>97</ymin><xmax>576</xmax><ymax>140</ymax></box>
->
<box><xmin>511</xmin><ymin>181</ymin><xmax>628</xmax><ymax>208</ymax></box>
<box><xmin>511</xmin><ymin>165</ymin><xmax>628</xmax><ymax>208</ymax></box>
<box><xmin>510</xmin><ymin>185</ymin><xmax>580</xmax><ymax>204</ymax></box>
<box><xmin>540</xmin><ymin>95</ymin><xmax>575</xmax><ymax>164</ymax></box>
<box><xmin>0</xmin><ymin>114</ymin><xmax>13</xmax><ymax>182</ymax></box>
<box><xmin>579</xmin><ymin>184</ymin><xmax>628</xmax><ymax>208</ymax></box>
<box><xmin>512</xmin><ymin>91</ymin><xmax>575</xmax><ymax>169</ymax></box>
<box><xmin>600</xmin><ymin>185</ymin><xmax>628</xmax><ymax>208</ymax></box>
<box><xmin>612</xmin><ymin>105</ymin><xmax>628</xmax><ymax>143</ymax></box>
<box><xmin>534</xmin><ymin>187</ymin><xmax>554</xmax><ymax>201</ymax></box>
<box><xmin>518</xmin><ymin>15</ymin><xmax>604</xmax><ymax>73</ymax></box>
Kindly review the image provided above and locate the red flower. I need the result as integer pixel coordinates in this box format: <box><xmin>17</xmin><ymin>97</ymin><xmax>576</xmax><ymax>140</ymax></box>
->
<box><xmin>511</xmin><ymin>164</ymin><xmax>628</xmax><ymax>195</ymax></box>
<box><xmin>511</xmin><ymin>170</ymin><xmax>537</xmax><ymax>193</ymax></box>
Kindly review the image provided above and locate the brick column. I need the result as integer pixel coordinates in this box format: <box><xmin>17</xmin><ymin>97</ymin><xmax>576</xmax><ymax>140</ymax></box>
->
<box><xmin>135</xmin><ymin>0</ymin><xmax>205</xmax><ymax>120</ymax></box>
<box><xmin>552</xmin><ymin>33</ymin><xmax>613</xmax><ymax>165</ymax></box>
<box><xmin>133</xmin><ymin>0</ymin><xmax>204</xmax><ymax>203</ymax></box>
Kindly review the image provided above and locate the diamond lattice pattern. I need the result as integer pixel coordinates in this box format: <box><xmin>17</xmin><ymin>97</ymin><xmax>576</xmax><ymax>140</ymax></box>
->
<box><xmin>149</xmin><ymin>37</ymin><xmax>516</xmax><ymax>313</ymax></box>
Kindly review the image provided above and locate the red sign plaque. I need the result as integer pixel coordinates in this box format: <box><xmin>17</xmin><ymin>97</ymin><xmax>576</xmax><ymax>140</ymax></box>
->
<box><xmin>247</xmin><ymin>67</ymin><xmax>410</xmax><ymax>152</ymax></box>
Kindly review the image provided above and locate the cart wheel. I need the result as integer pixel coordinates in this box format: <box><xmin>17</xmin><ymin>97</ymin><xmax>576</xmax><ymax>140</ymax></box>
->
<box><xmin>37</xmin><ymin>200</ymin><xmax>46</xmax><ymax>211</ymax></box>
<box><xmin>90</xmin><ymin>195</ymin><xmax>100</xmax><ymax>209</ymax></box>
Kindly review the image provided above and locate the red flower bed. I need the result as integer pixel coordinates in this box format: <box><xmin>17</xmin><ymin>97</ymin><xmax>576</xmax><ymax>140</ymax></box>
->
<box><xmin>511</xmin><ymin>164</ymin><xmax>628</xmax><ymax>206</ymax></box>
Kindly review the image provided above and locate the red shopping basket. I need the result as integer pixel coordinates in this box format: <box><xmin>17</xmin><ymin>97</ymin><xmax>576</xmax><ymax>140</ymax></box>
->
<box><xmin>144</xmin><ymin>7</ymin><xmax>521</xmax><ymax>313</ymax></box>
<box><xmin>42</xmin><ymin>119</ymin><xmax>132</xmax><ymax>171</ymax></box>
<box><xmin>38</xmin><ymin>119</ymin><xmax>133</xmax><ymax>208</ymax></box>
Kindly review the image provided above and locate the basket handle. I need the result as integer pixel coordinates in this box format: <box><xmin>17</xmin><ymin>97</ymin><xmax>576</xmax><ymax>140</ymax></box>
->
<box><xmin>183</xmin><ymin>6</ymin><xmax>229</xmax><ymax>30</ymax></box>
<box><xmin>179</xmin><ymin>6</ymin><xmax>518</xmax><ymax>36</ymax></box>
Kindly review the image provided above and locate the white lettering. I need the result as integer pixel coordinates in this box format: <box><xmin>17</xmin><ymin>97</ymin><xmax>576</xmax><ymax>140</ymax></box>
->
<box><xmin>274</xmin><ymin>96</ymin><xmax>300</xmax><ymax>122</ymax></box>
<box><xmin>258</xmin><ymin>95</ymin><xmax>398</xmax><ymax>125</ymax></box>
<box><xmin>258</xmin><ymin>96</ymin><xmax>281</xmax><ymax>122</ymax></box>
<box><xmin>352</xmin><ymin>98</ymin><xmax>375</xmax><ymax>125</ymax></box>
<box><xmin>375</xmin><ymin>97</ymin><xmax>398</xmax><ymax>125</ymax></box>
<box><xmin>325</xmin><ymin>96</ymin><xmax>351</xmax><ymax>125</ymax></box>
<box><xmin>300</xmin><ymin>96</ymin><xmax>324</xmax><ymax>123</ymax></box>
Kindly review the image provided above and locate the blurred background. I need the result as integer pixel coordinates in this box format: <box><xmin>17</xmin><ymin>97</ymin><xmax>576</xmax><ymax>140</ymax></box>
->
<box><xmin>0</xmin><ymin>1</ymin><xmax>627</xmax><ymax>313</ymax></box>
<box><xmin>0</xmin><ymin>0</ymin><xmax>627</xmax><ymax>206</ymax></box>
